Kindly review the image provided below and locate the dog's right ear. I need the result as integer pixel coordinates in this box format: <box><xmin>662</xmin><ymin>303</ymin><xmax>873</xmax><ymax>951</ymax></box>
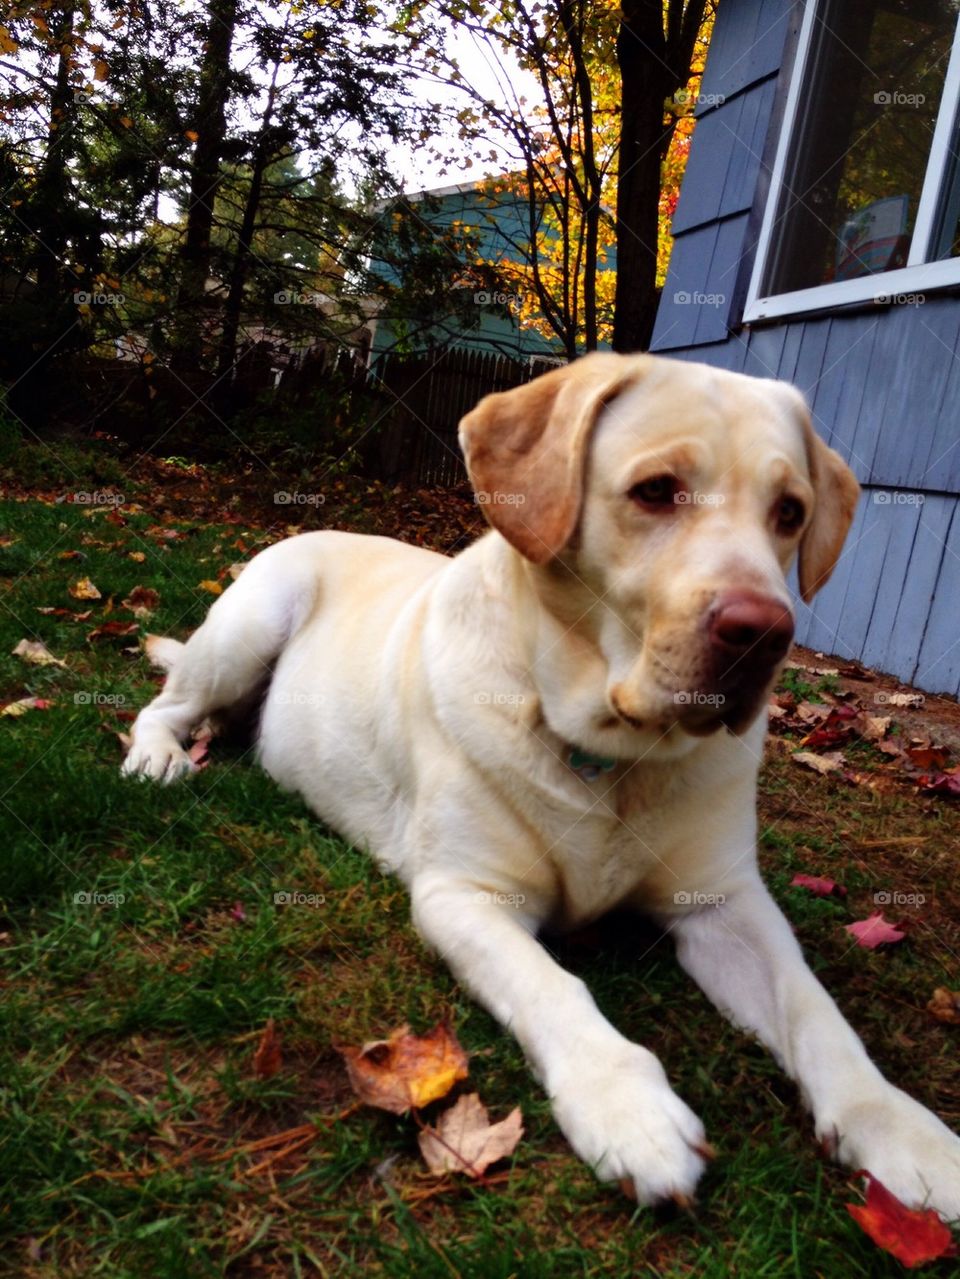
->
<box><xmin>459</xmin><ymin>353</ymin><xmax>647</xmax><ymax>563</ymax></box>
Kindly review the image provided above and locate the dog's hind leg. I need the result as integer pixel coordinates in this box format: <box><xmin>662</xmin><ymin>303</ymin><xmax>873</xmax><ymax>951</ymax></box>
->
<box><xmin>122</xmin><ymin>540</ymin><xmax>319</xmax><ymax>782</ymax></box>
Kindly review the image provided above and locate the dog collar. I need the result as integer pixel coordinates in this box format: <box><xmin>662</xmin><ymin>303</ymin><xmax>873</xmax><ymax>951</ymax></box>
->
<box><xmin>567</xmin><ymin>747</ymin><xmax>617</xmax><ymax>781</ymax></box>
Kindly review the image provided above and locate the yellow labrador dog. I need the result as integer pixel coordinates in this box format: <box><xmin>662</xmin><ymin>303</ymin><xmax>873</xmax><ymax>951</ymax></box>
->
<box><xmin>123</xmin><ymin>353</ymin><xmax>960</xmax><ymax>1214</ymax></box>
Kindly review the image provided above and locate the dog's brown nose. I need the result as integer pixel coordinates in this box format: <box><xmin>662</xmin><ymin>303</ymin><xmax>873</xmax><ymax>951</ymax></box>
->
<box><xmin>709</xmin><ymin>591</ymin><xmax>794</xmax><ymax>665</ymax></box>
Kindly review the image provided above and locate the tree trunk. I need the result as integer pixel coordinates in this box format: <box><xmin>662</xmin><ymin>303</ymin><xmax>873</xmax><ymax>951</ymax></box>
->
<box><xmin>613</xmin><ymin>0</ymin><xmax>674</xmax><ymax>353</ymax></box>
<box><xmin>172</xmin><ymin>0</ymin><xmax>238</xmax><ymax>370</ymax></box>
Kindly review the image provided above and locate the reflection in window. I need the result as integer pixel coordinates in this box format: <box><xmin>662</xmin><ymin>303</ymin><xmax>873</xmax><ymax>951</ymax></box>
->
<box><xmin>764</xmin><ymin>0</ymin><xmax>958</xmax><ymax>294</ymax></box>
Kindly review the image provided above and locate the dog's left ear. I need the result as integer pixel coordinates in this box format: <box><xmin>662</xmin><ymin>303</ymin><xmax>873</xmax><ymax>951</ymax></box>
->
<box><xmin>459</xmin><ymin>352</ymin><xmax>646</xmax><ymax>563</ymax></box>
<box><xmin>798</xmin><ymin>415</ymin><xmax>861</xmax><ymax>603</ymax></box>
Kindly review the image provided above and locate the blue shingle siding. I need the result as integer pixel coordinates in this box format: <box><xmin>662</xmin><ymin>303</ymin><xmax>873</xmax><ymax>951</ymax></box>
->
<box><xmin>650</xmin><ymin>0</ymin><xmax>960</xmax><ymax>695</ymax></box>
<box><xmin>698</xmin><ymin>0</ymin><xmax>794</xmax><ymax>107</ymax></box>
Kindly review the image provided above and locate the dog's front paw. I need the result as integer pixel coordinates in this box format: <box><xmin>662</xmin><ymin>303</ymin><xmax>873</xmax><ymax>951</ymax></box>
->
<box><xmin>121</xmin><ymin>736</ymin><xmax>196</xmax><ymax>783</ymax></box>
<box><xmin>823</xmin><ymin>1086</ymin><xmax>960</xmax><ymax>1222</ymax></box>
<box><xmin>549</xmin><ymin>1045</ymin><xmax>709</xmax><ymax>1205</ymax></box>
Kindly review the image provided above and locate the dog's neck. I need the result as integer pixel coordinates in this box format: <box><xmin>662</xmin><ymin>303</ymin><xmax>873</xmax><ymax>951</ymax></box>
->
<box><xmin>489</xmin><ymin>538</ymin><xmax>704</xmax><ymax>765</ymax></box>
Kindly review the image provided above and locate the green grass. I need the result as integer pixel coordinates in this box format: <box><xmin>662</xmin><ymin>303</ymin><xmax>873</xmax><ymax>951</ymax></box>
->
<box><xmin>1</xmin><ymin>497</ymin><xmax>958</xmax><ymax>1277</ymax></box>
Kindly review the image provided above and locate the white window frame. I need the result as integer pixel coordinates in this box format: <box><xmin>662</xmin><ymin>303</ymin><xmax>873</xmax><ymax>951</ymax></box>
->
<box><xmin>743</xmin><ymin>0</ymin><xmax>960</xmax><ymax>324</ymax></box>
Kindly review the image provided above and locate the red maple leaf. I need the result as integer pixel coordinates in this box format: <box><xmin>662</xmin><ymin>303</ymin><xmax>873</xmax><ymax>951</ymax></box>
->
<box><xmin>844</xmin><ymin>912</ymin><xmax>905</xmax><ymax>949</ymax></box>
<box><xmin>791</xmin><ymin>873</ymin><xmax>846</xmax><ymax>898</ymax></box>
<box><xmin>846</xmin><ymin>1172</ymin><xmax>957</xmax><ymax>1268</ymax></box>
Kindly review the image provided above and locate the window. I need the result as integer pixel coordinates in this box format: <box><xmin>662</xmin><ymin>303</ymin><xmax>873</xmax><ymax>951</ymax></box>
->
<box><xmin>744</xmin><ymin>0</ymin><xmax>960</xmax><ymax>322</ymax></box>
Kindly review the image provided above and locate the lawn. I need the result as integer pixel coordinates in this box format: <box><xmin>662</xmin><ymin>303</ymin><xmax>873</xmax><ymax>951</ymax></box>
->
<box><xmin>1</xmin><ymin>484</ymin><xmax>958</xmax><ymax>1277</ymax></box>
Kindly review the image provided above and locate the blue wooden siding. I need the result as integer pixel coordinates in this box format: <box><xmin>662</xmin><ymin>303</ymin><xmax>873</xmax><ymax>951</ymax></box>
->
<box><xmin>651</xmin><ymin>0</ymin><xmax>960</xmax><ymax>695</ymax></box>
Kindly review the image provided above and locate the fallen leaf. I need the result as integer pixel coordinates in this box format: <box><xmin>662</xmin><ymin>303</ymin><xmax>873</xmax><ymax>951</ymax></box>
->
<box><xmin>907</xmin><ymin>745</ymin><xmax>951</xmax><ymax>771</ymax></box>
<box><xmin>916</xmin><ymin>768</ymin><xmax>960</xmax><ymax>798</ymax></box>
<box><xmin>337</xmin><ymin>1022</ymin><xmax>469</xmax><ymax>1114</ymax></box>
<box><xmin>768</xmin><ymin>701</ymin><xmax>788</xmax><ymax>721</ymax></box>
<box><xmin>418</xmin><ymin>1093</ymin><xmax>523</xmax><ymax>1177</ymax></box>
<box><xmin>36</xmin><ymin>607</ymin><xmax>92</xmax><ymax>621</ymax></box>
<box><xmin>845</xmin><ymin>912</ymin><xmax>905</xmax><ymax>949</ymax></box>
<box><xmin>0</xmin><ymin>696</ymin><xmax>54</xmax><ymax>717</ymax></box>
<box><xmin>793</xmin><ymin>750</ymin><xmax>845</xmax><ymax>775</ymax></box>
<box><xmin>800</xmin><ymin>705</ymin><xmax>859</xmax><ymax>749</ymax></box>
<box><xmin>227</xmin><ymin>562</ymin><xmax>246</xmax><ymax>581</ymax></box>
<box><xmin>128</xmin><ymin>551</ymin><xmax>146</xmax><ymax>562</ymax></box>
<box><xmin>927</xmin><ymin>988</ymin><xmax>960</xmax><ymax>1025</ymax></box>
<box><xmin>229</xmin><ymin>902</ymin><xmax>246</xmax><ymax>923</ymax></box>
<box><xmin>791</xmin><ymin>873</ymin><xmax>846</xmax><ymax>898</ymax></box>
<box><xmin>87</xmin><ymin>620</ymin><xmax>139</xmax><ymax>643</ymax></box>
<box><xmin>198</xmin><ymin>579</ymin><xmax>223</xmax><ymax>595</ymax></box>
<box><xmin>58</xmin><ymin>549</ymin><xmax>84</xmax><ymax>560</ymax></box>
<box><xmin>252</xmin><ymin>1018</ymin><xmax>282</xmax><ymax>1079</ymax></box>
<box><xmin>862</xmin><ymin>715</ymin><xmax>891</xmax><ymax>741</ymax></box>
<box><xmin>846</xmin><ymin>1171</ymin><xmax>956</xmax><ymax>1268</ymax></box>
<box><xmin>12</xmin><ymin>638</ymin><xmax>66</xmax><ymax>667</ymax></box>
<box><xmin>796</xmin><ymin>701</ymin><xmax>829</xmax><ymax>724</ymax></box>
<box><xmin>69</xmin><ymin>577</ymin><xmax>101</xmax><ymax>600</ymax></box>
<box><xmin>122</xmin><ymin>585</ymin><xmax>159</xmax><ymax>618</ymax></box>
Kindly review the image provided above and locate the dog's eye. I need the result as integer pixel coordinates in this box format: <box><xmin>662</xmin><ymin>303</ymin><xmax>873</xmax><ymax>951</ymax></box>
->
<box><xmin>776</xmin><ymin>496</ymin><xmax>806</xmax><ymax>534</ymax></box>
<box><xmin>628</xmin><ymin>475</ymin><xmax>680</xmax><ymax>508</ymax></box>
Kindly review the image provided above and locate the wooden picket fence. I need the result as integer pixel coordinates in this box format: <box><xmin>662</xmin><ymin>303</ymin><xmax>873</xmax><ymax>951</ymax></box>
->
<box><xmin>369</xmin><ymin>347</ymin><xmax>560</xmax><ymax>486</ymax></box>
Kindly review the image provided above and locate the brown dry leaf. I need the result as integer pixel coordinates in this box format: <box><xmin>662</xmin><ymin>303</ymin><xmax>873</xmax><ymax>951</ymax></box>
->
<box><xmin>862</xmin><ymin>715</ymin><xmax>892</xmax><ymax>741</ymax></box>
<box><xmin>69</xmin><ymin>576</ymin><xmax>102</xmax><ymax>600</ymax></box>
<box><xmin>418</xmin><ymin>1093</ymin><xmax>523</xmax><ymax>1177</ymax></box>
<box><xmin>87</xmin><ymin>620</ymin><xmax>139</xmax><ymax>643</ymax></box>
<box><xmin>337</xmin><ymin>1022</ymin><xmax>469</xmax><ymax>1114</ymax></box>
<box><xmin>226</xmin><ymin>562</ymin><xmax>246</xmax><ymax>581</ymax></box>
<box><xmin>795</xmin><ymin>701</ymin><xmax>829</xmax><ymax>724</ymax></box>
<box><xmin>198</xmin><ymin>579</ymin><xmax>223</xmax><ymax>595</ymax></box>
<box><xmin>927</xmin><ymin>988</ymin><xmax>960</xmax><ymax>1025</ymax></box>
<box><xmin>128</xmin><ymin>551</ymin><xmax>146</xmax><ymax>562</ymax></box>
<box><xmin>122</xmin><ymin>585</ymin><xmax>159</xmax><ymax>618</ymax></box>
<box><xmin>793</xmin><ymin>750</ymin><xmax>844</xmax><ymax>775</ymax></box>
<box><xmin>11</xmin><ymin>638</ymin><xmax>66</xmax><ymax>668</ymax></box>
<box><xmin>252</xmin><ymin>1018</ymin><xmax>283</xmax><ymax>1079</ymax></box>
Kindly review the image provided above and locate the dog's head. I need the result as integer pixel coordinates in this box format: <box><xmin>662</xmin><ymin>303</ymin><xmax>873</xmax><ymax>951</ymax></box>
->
<box><xmin>460</xmin><ymin>352</ymin><xmax>859</xmax><ymax>746</ymax></box>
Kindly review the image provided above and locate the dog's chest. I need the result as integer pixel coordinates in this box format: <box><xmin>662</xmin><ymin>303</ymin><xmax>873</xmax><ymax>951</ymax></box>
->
<box><xmin>530</xmin><ymin>767</ymin><xmax>686</xmax><ymax>928</ymax></box>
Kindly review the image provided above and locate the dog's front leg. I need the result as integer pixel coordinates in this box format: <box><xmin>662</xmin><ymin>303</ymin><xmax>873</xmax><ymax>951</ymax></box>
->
<box><xmin>412</xmin><ymin>871</ymin><xmax>709</xmax><ymax>1204</ymax></box>
<box><xmin>670</xmin><ymin>876</ymin><xmax>960</xmax><ymax>1218</ymax></box>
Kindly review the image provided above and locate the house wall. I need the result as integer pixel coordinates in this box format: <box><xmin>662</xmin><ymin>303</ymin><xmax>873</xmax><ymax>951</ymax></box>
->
<box><xmin>650</xmin><ymin>0</ymin><xmax>960</xmax><ymax>696</ymax></box>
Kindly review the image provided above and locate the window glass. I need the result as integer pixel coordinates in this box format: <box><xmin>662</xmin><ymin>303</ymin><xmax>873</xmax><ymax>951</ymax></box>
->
<box><xmin>764</xmin><ymin>0</ymin><xmax>958</xmax><ymax>295</ymax></box>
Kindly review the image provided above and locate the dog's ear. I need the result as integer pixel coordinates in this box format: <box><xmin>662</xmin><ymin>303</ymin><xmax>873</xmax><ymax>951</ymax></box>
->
<box><xmin>798</xmin><ymin>416</ymin><xmax>860</xmax><ymax>604</ymax></box>
<box><xmin>459</xmin><ymin>353</ymin><xmax>646</xmax><ymax>563</ymax></box>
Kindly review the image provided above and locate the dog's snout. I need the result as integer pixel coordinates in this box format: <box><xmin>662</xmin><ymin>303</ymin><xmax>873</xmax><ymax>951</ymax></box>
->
<box><xmin>709</xmin><ymin>591</ymin><xmax>794</xmax><ymax>664</ymax></box>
